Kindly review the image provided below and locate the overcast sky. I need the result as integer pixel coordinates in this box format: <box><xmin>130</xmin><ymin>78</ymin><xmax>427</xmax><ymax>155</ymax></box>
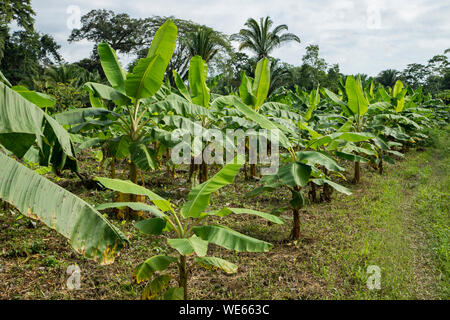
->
<box><xmin>29</xmin><ymin>0</ymin><xmax>450</xmax><ymax>76</ymax></box>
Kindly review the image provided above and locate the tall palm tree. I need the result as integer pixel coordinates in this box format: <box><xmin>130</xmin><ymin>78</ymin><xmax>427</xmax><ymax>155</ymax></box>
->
<box><xmin>376</xmin><ymin>69</ymin><xmax>399</xmax><ymax>87</ymax></box>
<box><xmin>185</xmin><ymin>27</ymin><xmax>219</xmax><ymax>63</ymax></box>
<box><xmin>231</xmin><ymin>16</ymin><xmax>300</xmax><ymax>60</ymax></box>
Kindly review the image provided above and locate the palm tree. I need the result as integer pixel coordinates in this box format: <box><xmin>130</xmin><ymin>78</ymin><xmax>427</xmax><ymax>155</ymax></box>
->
<box><xmin>185</xmin><ymin>28</ymin><xmax>219</xmax><ymax>63</ymax></box>
<box><xmin>268</xmin><ymin>58</ymin><xmax>292</xmax><ymax>96</ymax></box>
<box><xmin>231</xmin><ymin>16</ymin><xmax>300</xmax><ymax>60</ymax></box>
<box><xmin>43</xmin><ymin>64</ymin><xmax>102</xmax><ymax>88</ymax></box>
<box><xmin>376</xmin><ymin>69</ymin><xmax>399</xmax><ymax>87</ymax></box>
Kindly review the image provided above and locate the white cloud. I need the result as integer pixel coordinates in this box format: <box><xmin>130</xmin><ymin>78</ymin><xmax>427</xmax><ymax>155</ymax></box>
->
<box><xmin>30</xmin><ymin>0</ymin><xmax>450</xmax><ymax>75</ymax></box>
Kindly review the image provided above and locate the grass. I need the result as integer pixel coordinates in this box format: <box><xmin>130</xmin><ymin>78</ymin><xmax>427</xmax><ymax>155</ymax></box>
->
<box><xmin>0</xmin><ymin>127</ymin><xmax>448</xmax><ymax>300</ymax></box>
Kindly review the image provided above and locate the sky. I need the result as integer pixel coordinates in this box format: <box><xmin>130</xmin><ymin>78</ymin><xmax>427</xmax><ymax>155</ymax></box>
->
<box><xmin>27</xmin><ymin>0</ymin><xmax>450</xmax><ymax>76</ymax></box>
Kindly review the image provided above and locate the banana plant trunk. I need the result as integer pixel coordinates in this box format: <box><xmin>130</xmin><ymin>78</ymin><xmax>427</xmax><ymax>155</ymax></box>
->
<box><xmin>178</xmin><ymin>255</ymin><xmax>188</xmax><ymax>300</ymax></box>
<box><xmin>250</xmin><ymin>164</ymin><xmax>257</xmax><ymax>178</ymax></box>
<box><xmin>309</xmin><ymin>182</ymin><xmax>317</xmax><ymax>203</ymax></box>
<box><xmin>292</xmin><ymin>208</ymin><xmax>301</xmax><ymax>240</ymax></box>
<box><xmin>110</xmin><ymin>157</ymin><xmax>116</xmax><ymax>179</ymax></box>
<box><xmin>199</xmin><ymin>162</ymin><xmax>208</xmax><ymax>184</ymax></box>
<box><xmin>354</xmin><ymin>161</ymin><xmax>360</xmax><ymax>184</ymax></box>
<box><xmin>379</xmin><ymin>157</ymin><xmax>383</xmax><ymax>175</ymax></box>
<box><xmin>189</xmin><ymin>160</ymin><xmax>200</xmax><ymax>188</ymax></box>
<box><xmin>1</xmin><ymin>200</ymin><xmax>10</xmax><ymax>210</ymax></box>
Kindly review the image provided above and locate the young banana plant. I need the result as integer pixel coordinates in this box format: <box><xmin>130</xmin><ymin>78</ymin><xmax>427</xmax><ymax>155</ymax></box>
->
<box><xmin>228</xmin><ymin>94</ymin><xmax>346</xmax><ymax>239</ymax></box>
<box><xmin>238</xmin><ymin>58</ymin><xmax>271</xmax><ymax>178</ymax></box>
<box><xmin>95</xmin><ymin>156</ymin><xmax>283</xmax><ymax>300</ymax></box>
<box><xmin>172</xmin><ymin>55</ymin><xmax>212</xmax><ymax>185</ymax></box>
<box><xmin>246</xmin><ymin>133</ymin><xmax>357</xmax><ymax>240</ymax></box>
<box><xmin>323</xmin><ymin>75</ymin><xmax>379</xmax><ymax>183</ymax></box>
<box><xmin>233</xmin><ymin>89</ymin><xmax>369</xmax><ymax>239</ymax></box>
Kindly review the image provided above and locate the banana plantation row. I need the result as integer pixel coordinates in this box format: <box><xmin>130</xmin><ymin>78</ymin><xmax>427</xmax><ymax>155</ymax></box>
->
<box><xmin>0</xmin><ymin>20</ymin><xmax>447</xmax><ymax>300</ymax></box>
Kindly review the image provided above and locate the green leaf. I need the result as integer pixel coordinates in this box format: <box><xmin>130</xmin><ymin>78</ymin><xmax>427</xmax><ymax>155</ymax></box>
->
<box><xmin>125</xmin><ymin>55</ymin><xmax>166</xmax><ymax>99</ymax></box>
<box><xmin>134</xmin><ymin>255</ymin><xmax>178</xmax><ymax>283</ymax></box>
<box><xmin>307</xmin><ymin>132</ymin><xmax>374</xmax><ymax>149</ymax></box>
<box><xmin>232</xmin><ymin>96</ymin><xmax>292</xmax><ymax>149</ymax></box>
<box><xmin>167</xmin><ymin>235</ymin><xmax>208</xmax><ymax>257</ymax></box>
<box><xmin>83</xmin><ymin>82</ymin><xmax>129</xmax><ymax>103</ymax></box>
<box><xmin>253</xmin><ymin>58</ymin><xmax>270</xmax><ymax>109</ymax></box>
<box><xmin>147</xmin><ymin>20</ymin><xmax>178</xmax><ymax>66</ymax></box>
<box><xmin>150</xmin><ymin>275</ymin><xmax>171</xmax><ymax>298</ymax></box>
<box><xmin>108</xmin><ymin>135</ymin><xmax>130</xmax><ymax>159</ymax></box>
<box><xmin>296</xmin><ymin>151</ymin><xmax>345</xmax><ymax>172</ymax></box>
<box><xmin>0</xmin><ymin>70</ymin><xmax>12</xmax><ymax>87</ymax></box>
<box><xmin>239</xmin><ymin>71</ymin><xmax>256</xmax><ymax>106</ymax></box>
<box><xmin>95</xmin><ymin>177</ymin><xmax>173</xmax><ymax>213</ymax></box>
<box><xmin>173</xmin><ymin>70</ymin><xmax>192</xmax><ymax>102</ymax></box>
<box><xmin>163</xmin><ymin>287</ymin><xmax>184</xmax><ymax>300</ymax></box>
<box><xmin>0</xmin><ymin>153</ymin><xmax>127</xmax><ymax>264</ymax></box>
<box><xmin>181</xmin><ymin>157</ymin><xmax>244</xmax><ymax>218</ymax></box>
<box><xmin>290</xmin><ymin>190</ymin><xmax>306</xmax><ymax>210</ymax></box>
<box><xmin>208</xmin><ymin>207</ymin><xmax>284</xmax><ymax>224</ymax></box>
<box><xmin>0</xmin><ymin>82</ymin><xmax>74</xmax><ymax>161</ymax></box>
<box><xmin>395</xmin><ymin>88</ymin><xmax>408</xmax><ymax>113</ymax></box>
<box><xmin>150</xmin><ymin>93</ymin><xmax>213</xmax><ymax>117</ymax></box>
<box><xmin>342</xmin><ymin>143</ymin><xmax>377</xmax><ymax>157</ymax></box>
<box><xmin>95</xmin><ymin>202</ymin><xmax>166</xmax><ymax>218</ymax></box>
<box><xmin>193</xmin><ymin>225</ymin><xmax>272</xmax><ymax>252</ymax></box>
<box><xmin>135</xmin><ymin>218</ymin><xmax>167</xmax><ymax>235</ymax></box>
<box><xmin>335</xmin><ymin>151</ymin><xmax>369</xmax><ymax>163</ymax></box>
<box><xmin>98</xmin><ymin>42</ymin><xmax>127</xmax><ymax>93</ymax></box>
<box><xmin>12</xmin><ymin>86</ymin><xmax>56</xmax><ymax>108</ymax></box>
<box><xmin>277</xmin><ymin>162</ymin><xmax>312</xmax><ymax>188</ymax></box>
<box><xmin>323</xmin><ymin>88</ymin><xmax>348</xmax><ymax>109</ymax></box>
<box><xmin>383</xmin><ymin>155</ymin><xmax>396</xmax><ymax>164</ymax></box>
<box><xmin>346</xmin><ymin>76</ymin><xmax>368</xmax><ymax>116</ymax></box>
<box><xmin>305</xmin><ymin>87</ymin><xmax>320</xmax><ymax>121</ymax></box>
<box><xmin>125</xmin><ymin>20</ymin><xmax>177</xmax><ymax>100</ymax></box>
<box><xmin>130</xmin><ymin>142</ymin><xmax>158</xmax><ymax>171</ymax></box>
<box><xmin>312</xmin><ymin>178</ymin><xmax>352</xmax><ymax>195</ymax></box>
<box><xmin>372</xmin><ymin>136</ymin><xmax>390</xmax><ymax>150</ymax></box>
<box><xmin>392</xmin><ymin>80</ymin><xmax>404</xmax><ymax>98</ymax></box>
<box><xmin>378</xmin><ymin>87</ymin><xmax>392</xmax><ymax>103</ymax></box>
<box><xmin>142</xmin><ymin>274</ymin><xmax>171</xmax><ymax>300</ymax></box>
<box><xmin>188</xmin><ymin>56</ymin><xmax>210</xmax><ymax>108</ymax></box>
<box><xmin>54</xmin><ymin>107</ymin><xmax>119</xmax><ymax>126</ymax></box>
<box><xmin>387</xmin><ymin>150</ymin><xmax>404</xmax><ymax>157</ymax></box>
<box><xmin>195</xmin><ymin>256</ymin><xmax>238</xmax><ymax>274</ymax></box>
<box><xmin>260</xmin><ymin>102</ymin><xmax>304</xmax><ymax>121</ymax></box>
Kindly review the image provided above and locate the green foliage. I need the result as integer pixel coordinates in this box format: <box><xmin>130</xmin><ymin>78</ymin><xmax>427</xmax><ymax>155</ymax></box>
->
<box><xmin>97</xmin><ymin>159</ymin><xmax>282</xmax><ymax>299</ymax></box>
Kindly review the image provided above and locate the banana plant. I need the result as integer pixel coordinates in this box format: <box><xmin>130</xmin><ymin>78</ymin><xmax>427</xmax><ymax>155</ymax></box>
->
<box><xmin>0</xmin><ymin>80</ymin><xmax>127</xmax><ymax>264</ymax></box>
<box><xmin>323</xmin><ymin>75</ymin><xmax>380</xmax><ymax>183</ymax></box>
<box><xmin>228</xmin><ymin>95</ymin><xmax>350</xmax><ymax>239</ymax></box>
<box><xmin>246</xmin><ymin>129</ymin><xmax>371</xmax><ymax>239</ymax></box>
<box><xmin>95</xmin><ymin>156</ymin><xmax>283</xmax><ymax>299</ymax></box>
<box><xmin>239</xmin><ymin>58</ymin><xmax>270</xmax><ymax>111</ymax></box>
<box><xmin>55</xmin><ymin>20</ymin><xmax>177</xmax><ymax>217</ymax></box>
<box><xmin>93</xmin><ymin>20</ymin><xmax>177</xmax><ymax>184</ymax></box>
<box><xmin>377</xmin><ymin>80</ymin><xmax>408</xmax><ymax>113</ymax></box>
<box><xmin>172</xmin><ymin>55</ymin><xmax>213</xmax><ymax>184</ymax></box>
<box><xmin>238</xmin><ymin>58</ymin><xmax>270</xmax><ymax>178</ymax></box>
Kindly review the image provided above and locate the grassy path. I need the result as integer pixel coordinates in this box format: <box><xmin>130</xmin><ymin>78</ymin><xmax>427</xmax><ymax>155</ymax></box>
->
<box><xmin>297</xmin><ymin>127</ymin><xmax>449</xmax><ymax>299</ymax></box>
